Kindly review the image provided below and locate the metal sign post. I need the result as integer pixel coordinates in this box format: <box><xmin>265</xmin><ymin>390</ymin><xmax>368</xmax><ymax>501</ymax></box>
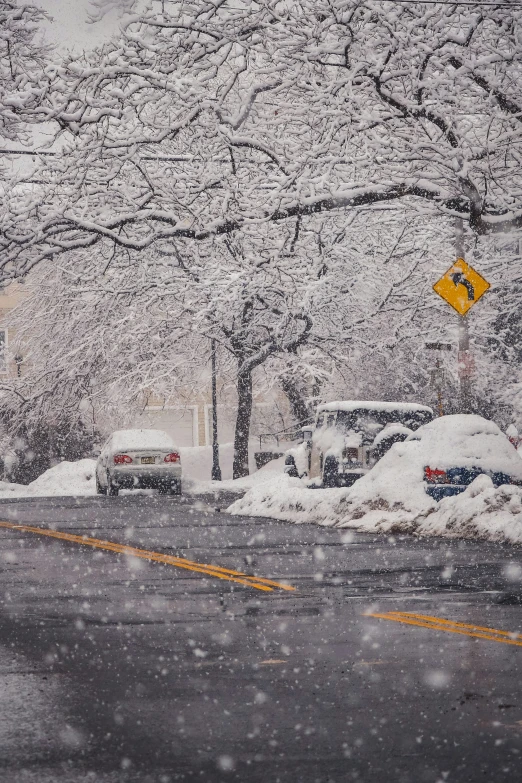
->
<box><xmin>432</xmin><ymin>220</ymin><xmax>490</xmax><ymax>414</ymax></box>
<box><xmin>425</xmin><ymin>342</ymin><xmax>452</xmax><ymax>416</ymax></box>
<box><xmin>211</xmin><ymin>339</ymin><xmax>222</xmax><ymax>481</ymax></box>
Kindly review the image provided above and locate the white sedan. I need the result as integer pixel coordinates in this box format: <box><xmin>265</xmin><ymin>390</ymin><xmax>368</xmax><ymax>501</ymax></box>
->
<box><xmin>96</xmin><ymin>429</ymin><xmax>182</xmax><ymax>496</ymax></box>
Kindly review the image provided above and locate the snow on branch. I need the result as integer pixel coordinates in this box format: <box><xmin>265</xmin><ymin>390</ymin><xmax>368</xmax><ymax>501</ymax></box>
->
<box><xmin>2</xmin><ymin>0</ymin><xmax>522</xmax><ymax>280</ymax></box>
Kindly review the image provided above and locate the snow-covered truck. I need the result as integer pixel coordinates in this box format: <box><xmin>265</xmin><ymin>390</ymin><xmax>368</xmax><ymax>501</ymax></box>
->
<box><xmin>285</xmin><ymin>400</ymin><xmax>434</xmax><ymax>488</ymax></box>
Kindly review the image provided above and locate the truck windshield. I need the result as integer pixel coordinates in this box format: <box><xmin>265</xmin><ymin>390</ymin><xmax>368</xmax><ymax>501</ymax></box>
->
<box><xmin>335</xmin><ymin>407</ymin><xmax>432</xmax><ymax>439</ymax></box>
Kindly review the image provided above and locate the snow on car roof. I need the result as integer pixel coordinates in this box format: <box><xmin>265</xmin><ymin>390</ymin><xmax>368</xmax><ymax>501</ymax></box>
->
<box><xmin>406</xmin><ymin>414</ymin><xmax>522</xmax><ymax>478</ymax></box>
<box><xmin>317</xmin><ymin>400</ymin><xmax>433</xmax><ymax>415</ymax></box>
<box><xmin>110</xmin><ymin>429</ymin><xmax>175</xmax><ymax>450</ymax></box>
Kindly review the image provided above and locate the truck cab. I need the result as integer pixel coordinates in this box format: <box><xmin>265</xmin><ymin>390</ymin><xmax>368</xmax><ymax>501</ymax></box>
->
<box><xmin>285</xmin><ymin>401</ymin><xmax>433</xmax><ymax>488</ymax></box>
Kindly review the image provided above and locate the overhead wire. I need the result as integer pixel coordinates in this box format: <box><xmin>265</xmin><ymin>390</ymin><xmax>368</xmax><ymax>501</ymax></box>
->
<box><xmin>378</xmin><ymin>0</ymin><xmax>522</xmax><ymax>6</ymax></box>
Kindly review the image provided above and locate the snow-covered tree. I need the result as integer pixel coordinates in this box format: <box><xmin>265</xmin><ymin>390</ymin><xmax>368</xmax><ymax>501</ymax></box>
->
<box><xmin>3</xmin><ymin>224</ymin><xmax>319</xmax><ymax>478</ymax></box>
<box><xmin>2</xmin><ymin>208</ymin><xmax>481</xmax><ymax>478</ymax></box>
<box><xmin>2</xmin><ymin>0</ymin><xmax>522</xmax><ymax>280</ymax></box>
<box><xmin>0</xmin><ymin>1</ymin><xmax>52</xmax><ymax>140</ymax></box>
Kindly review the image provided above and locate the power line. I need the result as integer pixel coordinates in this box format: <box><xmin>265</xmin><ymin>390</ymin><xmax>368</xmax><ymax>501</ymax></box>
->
<box><xmin>0</xmin><ymin>150</ymin><xmax>270</xmax><ymax>164</ymax></box>
<box><xmin>379</xmin><ymin>0</ymin><xmax>522</xmax><ymax>6</ymax></box>
<box><xmin>0</xmin><ymin>149</ymin><xmax>56</xmax><ymax>156</ymax></box>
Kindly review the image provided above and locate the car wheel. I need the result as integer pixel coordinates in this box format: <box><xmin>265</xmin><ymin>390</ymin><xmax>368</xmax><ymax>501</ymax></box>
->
<box><xmin>107</xmin><ymin>472</ymin><xmax>119</xmax><ymax>496</ymax></box>
<box><xmin>96</xmin><ymin>471</ymin><xmax>107</xmax><ymax>495</ymax></box>
<box><xmin>170</xmin><ymin>481</ymin><xmax>181</xmax><ymax>496</ymax></box>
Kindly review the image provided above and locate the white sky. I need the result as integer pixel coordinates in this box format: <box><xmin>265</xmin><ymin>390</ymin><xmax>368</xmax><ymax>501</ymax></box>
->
<box><xmin>34</xmin><ymin>0</ymin><xmax>125</xmax><ymax>51</ymax></box>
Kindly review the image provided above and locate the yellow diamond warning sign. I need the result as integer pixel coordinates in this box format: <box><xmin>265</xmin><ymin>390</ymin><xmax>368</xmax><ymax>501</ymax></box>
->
<box><xmin>433</xmin><ymin>258</ymin><xmax>490</xmax><ymax>316</ymax></box>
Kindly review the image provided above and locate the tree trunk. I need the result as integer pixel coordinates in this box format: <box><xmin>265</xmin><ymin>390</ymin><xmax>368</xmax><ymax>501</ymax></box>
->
<box><xmin>233</xmin><ymin>368</ymin><xmax>252</xmax><ymax>479</ymax></box>
<box><xmin>281</xmin><ymin>375</ymin><xmax>310</xmax><ymax>426</ymax></box>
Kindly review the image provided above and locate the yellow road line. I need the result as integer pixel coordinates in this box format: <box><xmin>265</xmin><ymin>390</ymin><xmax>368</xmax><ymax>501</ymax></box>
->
<box><xmin>0</xmin><ymin>521</ymin><xmax>295</xmax><ymax>593</ymax></box>
<box><xmin>365</xmin><ymin>611</ymin><xmax>522</xmax><ymax>647</ymax></box>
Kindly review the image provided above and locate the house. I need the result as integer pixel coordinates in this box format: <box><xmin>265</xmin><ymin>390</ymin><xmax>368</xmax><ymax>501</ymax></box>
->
<box><xmin>0</xmin><ymin>282</ymin><xmax>26</xmax><ymax>378</ymax></box>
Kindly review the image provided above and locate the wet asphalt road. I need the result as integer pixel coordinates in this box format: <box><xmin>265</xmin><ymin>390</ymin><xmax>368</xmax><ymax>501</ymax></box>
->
<box><xmin>0</xmin><ymin>493</ymin><xmax>521</xmax><ymax>783</ymax></box>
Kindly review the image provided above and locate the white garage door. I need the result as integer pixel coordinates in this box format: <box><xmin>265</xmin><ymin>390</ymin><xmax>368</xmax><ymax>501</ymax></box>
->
<box><xmin>206</xmin><ymin>405</ymin><xmax>235</xmax><ymax>446</ymax></box>
<box><xmin>134</xmin><ymin>408</ymin><xmax>196</xmax><ymax>447</ymax></box>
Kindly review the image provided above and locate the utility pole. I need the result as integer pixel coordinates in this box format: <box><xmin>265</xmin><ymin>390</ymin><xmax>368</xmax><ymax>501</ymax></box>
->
<box><xmin>426</xmin><ymin>342</ymin><xmax>451</xmax><ymax>417</ymax></box>
<box><xmin>433</xmin><ymin>355</ymin><xmax>445</xmax><ymax>417</ymax></box>
<box><xmin>455</xmin><ymin>217</ymin><xmax>472</xmax><ymax>413</ymax></box>
<box><xmin>211</xmin><ymin>339</ymin><xmax>222</xmax><ymax>481</ymax></box>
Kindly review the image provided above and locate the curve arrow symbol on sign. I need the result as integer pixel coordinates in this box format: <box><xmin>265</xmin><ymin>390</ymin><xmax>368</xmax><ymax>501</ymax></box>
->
<box><xmin>450</xmin><ymin>271</ymin><xmax>475</xmax><ymax>301</ymax></box>
<box><xmin>433</xmin><ymin>259</ymin><xmax>490</xmax><ymax>315</ymax></box>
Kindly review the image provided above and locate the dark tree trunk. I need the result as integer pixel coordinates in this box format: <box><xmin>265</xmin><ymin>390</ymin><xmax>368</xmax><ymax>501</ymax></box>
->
<box><xmin>233</xmin><ymin>368</ymin><xmax>253</xmax><ymax>479</ymax></box>
<box><xmin>281</xmin><ymin>375</ymin><xmax>310</xmax><ymax>426</ymax></box>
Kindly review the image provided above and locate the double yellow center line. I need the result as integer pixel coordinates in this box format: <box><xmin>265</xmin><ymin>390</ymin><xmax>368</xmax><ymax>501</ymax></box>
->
<box><xmin>0</xmin><ymin>521</ymin><xmax>295</xmax><ymax>593</ymax></box>
<box><xmin>4</xmin><ymin>519</ymin><xmax>519</xmax><ymax>646</ymax></box>
<box><xmin>366</xmin><ymin>611</ymin><xmax>522</xmax><ymax>647</ymax></box>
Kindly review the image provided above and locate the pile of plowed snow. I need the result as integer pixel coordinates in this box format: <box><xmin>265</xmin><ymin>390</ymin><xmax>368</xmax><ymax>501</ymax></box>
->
<box><xmin>28</xmin><ymin>459</ymin><xmax>97</xmax><ymax>497</ymax></box>
<box><xmin>0</xmin><ymin>459</ymin><xmax>98</xmax><ymax>499</ymax></box>
<box><xmin>229</xmin><ymin>415</ymin><xmax>522</xmax><ymax>544</ymax></box>
<box><xmin>228</xmin><ymin>472</ymin><xmax>522</xmax><ymax>544</ymax></box>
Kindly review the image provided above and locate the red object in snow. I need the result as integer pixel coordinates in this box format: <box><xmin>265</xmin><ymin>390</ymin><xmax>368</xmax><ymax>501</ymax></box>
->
<box><xmin>424</xmin><ymin>467</ymin><xmax>448</xmax><ymax>483</ymax></box>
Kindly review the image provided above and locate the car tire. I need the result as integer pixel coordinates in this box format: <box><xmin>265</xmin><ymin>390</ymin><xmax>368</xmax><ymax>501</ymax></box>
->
<box><xmin>170</xmin><ymin>481</ymin><xmax>181</xmax><ymax>496</ymax></box>
<box><xmin>107</xmin><ymin>472</ymin><xmax>119</xmax><ymax>496</ymax></box>
<box><xmin>96</xmin><ymin>471</ymin><xmax>107</xmax><ymax>495</ymax></box>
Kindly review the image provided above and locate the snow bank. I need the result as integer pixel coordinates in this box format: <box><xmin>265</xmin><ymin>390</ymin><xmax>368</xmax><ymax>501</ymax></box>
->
<box><xmin>0</xmin><ymin>459</ymin><xmax>97</xmax><ymax>500</ymax></box>
<box><xmin>229</xmin><ymin>472</ymin><xmax>522</xmax><ymax>544</ymax></box>
<box><xmin>0</xmin><ymin>442</ymin><xmax>280</xmax><ymax>499</ymax></box>
<box><xmin>228</xmin><ymin>473</ymin><xmax>346</xmax><ymax>524</ymax></box>
<box><xmin>229</xmin><ymin>415</ymin><xmax>522</xmax><ymax>544</ymax></box>
<box><xmin>185</xmin><ymin>454</ymin><xmax>287</xmax><ymax>494</ymax></box>
<box><xmin>0</xmin><ymin>479</ymin><xmax>27</xmax><ymax>495</ymax></box>
<box><xmin>419</xmin><ymin>475</ymin><xmax>522</xmax><ymax>543</ymax></box>
<box><xmin>229</xmin><ymin>431</ymin><xmax>438</xmax><ymax>527</ymax></box>
<box><xmin>28</xmin><ymin>459</ymin><xmax>97</xmax><ymax>497</ymax></box>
